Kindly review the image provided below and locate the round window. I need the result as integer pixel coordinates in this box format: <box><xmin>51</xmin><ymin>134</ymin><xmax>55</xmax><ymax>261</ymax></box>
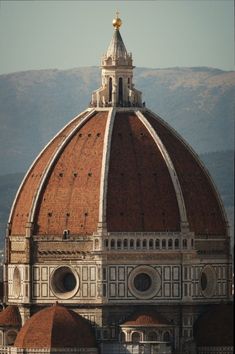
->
<box><xmin>200</xmin><ymin>265</ymin><xmax>216</xmax><ymax>298</ymax></box>
<box><xmin>58</xmin><ymin>272</ymin><xmax>76</xmax><ymax>292</ymax></box>
<box><xmin>200</xmin><ymin>272</ymin><xmax>207</xmax><ymax>291</ymax></box>
<box><xmin>128</xmin><ymin>266</ymin><xmax>161</xmax><ymax>299</ymax></box>
<box><xmin>50</xmin><ymin>266</ymin><xmax>79</xmax><ymax>299</ymax></box>
<box><xmin>134</xmin><ymin>273</ymin><xmax>152</xmax><ymax>292</ymax></box>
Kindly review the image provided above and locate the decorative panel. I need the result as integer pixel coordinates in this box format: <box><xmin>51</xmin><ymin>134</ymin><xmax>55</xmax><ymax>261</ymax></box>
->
<box><xmin>41</xmin><ymin>283</ymin><xmax>48</xmax><ymax>297</ymax></box>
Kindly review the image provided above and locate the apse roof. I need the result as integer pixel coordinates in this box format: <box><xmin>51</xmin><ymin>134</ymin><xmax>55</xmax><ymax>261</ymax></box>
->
<box><xmin>121</xmin><ymin>311</ymin><xmax>170</xmax><ymax>327</ymax></box>
<box><xmin>0</xmin><ymin>306</ymin><xmax>21</xmax><ymax>328</ymax></box>
<box><xmin>14</xmin><ymin>303</ymin><xmax>97</xmax><ymax>348</ymax></box>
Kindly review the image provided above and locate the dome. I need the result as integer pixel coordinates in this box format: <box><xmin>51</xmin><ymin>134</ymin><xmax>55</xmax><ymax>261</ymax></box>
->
<box><xmin>14</xmin><ymin>303</ymin><xmax>97</xmax><ymax>348</ymax></box>
<box><xmin>3</xmin><ymin>13</ymin><xmax>232</xmax><ymax>354</ymax></box>
<box><xmin>194</xmin><ymin>303</ymin><xmax>233</xmax><ymax>346</ymax></box>
<box><xmin>122</xmin><ymin>311</ymin><xmax>170</xmax><ymax>326</ymax></box>
<box><xmin>0</xmin><ymin>306</ymin><xmax>21</xmax><ymax>327</ymax></box>
<box><xmin>8</xmin><ymin>109</ymin><xmax>227</xmax><ymax>238</ymax></box>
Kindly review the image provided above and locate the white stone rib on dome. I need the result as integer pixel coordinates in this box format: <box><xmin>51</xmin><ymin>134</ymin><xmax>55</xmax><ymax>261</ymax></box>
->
<box><xmin>8</xmin><ymin>108</ymin><xmax>91</xmax><ymax>226</ymax></box>
<box><xmin>146</xmin><ymin>107</ymin><xmax>230</xmax><ymax>236</ymax></box>
<box><xmin>98</xmin><ymin>107</ymin><xmax>116</xmax><ymax>232</ymax></box>
<box><xmin>136</xmin><ymin>110</ymin><xmax>189</xmax><ymax>231</ymax></box>
<box><xmin>29</xmin><ymin>109</ymin><xmax>96</xmax><ymax>224</ymax></box>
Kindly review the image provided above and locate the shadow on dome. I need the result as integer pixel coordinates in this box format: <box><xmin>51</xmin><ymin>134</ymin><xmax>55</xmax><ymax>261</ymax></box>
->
<box><xmin>194</xmin><ymin>303</ymin><xmax>233</xmax><ymax>349</ymax></box>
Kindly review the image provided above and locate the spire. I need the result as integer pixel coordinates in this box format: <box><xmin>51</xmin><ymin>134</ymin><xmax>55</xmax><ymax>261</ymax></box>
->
<box><xmin>108</xmin><ymin>11</ymin><xmax>126</xmax><ymax>59</ymax></box>
<box><xmin>91</xmin><ymin>13</ymin><xmax>142</xmax><ymax>108</ymax></box>
<box><xmin>104</xmin><ymin>13</ymin><xmax>131</xmax><ymax>67</ymax></box>
<box><xmin>106</xmin><ymin>29</ymin><xmax>129</xmax><ymax>63</ymax></box>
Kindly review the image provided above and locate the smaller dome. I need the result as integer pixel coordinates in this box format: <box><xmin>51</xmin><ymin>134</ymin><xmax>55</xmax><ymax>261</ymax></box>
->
<box><xmin>0</xmin><ymin>306</ymin><xmax>21</xmax><ymax>327</ymax></box>
<box><xmin>194</xmin><ymin>303</ymin><xmax>233</xmax><ymax>346</ymax></box>
<box><xmin>122</xmin><ymin>311</ymin><xmax>170</xmax><ymax>327</ymax></box>
<box><xmin>14</xmin><ymin>303</ymin><xmax>97</xmax><ymax>349</ymax></box>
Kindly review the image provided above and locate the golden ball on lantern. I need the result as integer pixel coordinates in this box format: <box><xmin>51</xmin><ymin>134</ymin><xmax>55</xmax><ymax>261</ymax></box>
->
<box><xmin>112</xmin><ymin>16</ymin><xmax>122</xmax><ymax>29</ymax></box>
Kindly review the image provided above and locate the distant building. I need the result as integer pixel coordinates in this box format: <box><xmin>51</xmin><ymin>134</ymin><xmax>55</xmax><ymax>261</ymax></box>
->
<box><xmin>0</xmin><ymin>13</ymin><xmax>233</xmax><ymax>354</ymax></box>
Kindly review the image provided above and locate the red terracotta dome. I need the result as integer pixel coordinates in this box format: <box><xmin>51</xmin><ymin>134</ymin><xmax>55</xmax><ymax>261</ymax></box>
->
<box><xmin>14</xmin><ymin>303</ymin><xmax>97</xmax><ymax>348</ymax></box>
<box><xmin>0</xmin><ymin>306</ymin><xmax>21</xmax><ymax>327</ymax></box>
<box><xmin>8</xmin><ymin>108</ymin><xmax>227</xmax><ymax>238</ymax></box>
<box><xmin>122</xmin><ymin>311</ymin><xmax>170</xmax><ymax>326</ymax></box>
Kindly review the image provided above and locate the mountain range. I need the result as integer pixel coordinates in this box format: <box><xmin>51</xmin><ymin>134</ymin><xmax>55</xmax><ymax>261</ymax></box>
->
<box><xmin>0</xmin><ymin>66</ymin><xmax>234</xmax><ymax>175</ymax></box>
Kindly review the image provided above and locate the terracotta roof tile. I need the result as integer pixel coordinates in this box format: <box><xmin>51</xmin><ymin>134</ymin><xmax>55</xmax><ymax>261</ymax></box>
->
<box><xmin>10</xmin><ymin>112</ymin><xmax>88</xmax><ymax>236</ymax></box>
<box><xmin>122</xmin><ymin>311</ymin><xmax>170</xmax><ymax>327</ymax></box>
<box><xmin>14</xmin><ymin>303</ymin><xmax>97</xmax><ymax>348</ymax></box>
<box><xmin>145</xmin><ymin>112</ymin><xmax>227</xmax><ymax>236</ymax></box>
<box><xmin>0</xmin><ymin>305</ymin><xmax>21</xmax><ymax>327</ymax></box>
<box><xmin>33</xmin><ymin>111</ymin><xmax>107</xmax><ymax>236</ymax></box>
<box><xmin>107</xmin><ymin>112</ymin><xmax>180</xmax><ymax>232</ymax></box>
<box><xmin>9</xmin><ymin>108</ymin><xmax>227</xmax><ymax>238</ymax></box>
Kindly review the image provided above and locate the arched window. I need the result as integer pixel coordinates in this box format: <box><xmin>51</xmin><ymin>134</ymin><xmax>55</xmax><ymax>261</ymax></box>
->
<box><xmin>118</xmin><ymin>77</ymin><xmax>123</xmax><ymax>105</ymax></box>
<box><xmin>162</xmin><ymin>239</ymin><xmax>166</xmax><ymax>249</ymax></box>
<box><xmin>111</xmin><ymin>239</ymin><xmax>115</xmax><ymax>249</ymax></box>
<box><xmin>95</xmin><ymin>239</ymin><xmax>99</xmax><ymax>249</ymax></box>
<box><xmin>109</xmin><ymin>77</ymin><xmax>112</xmax><ymax>102</ymax></box>
<box><xmin>130</xmin><ymin>239</ymin><xmax>134</xmax><ymax>249</ymax></box>
<box><xmin>132</xmin><ymin>332</ymin><xmax>141</xmax><ymax>343</ymax></box>
<box><xmin>175</xmin><ymin>239</ymin><xmax>179</xmax><ymax>249</ymax></box>
<box><xmin>143</xmin><ymin>239</ymin><xmax>147</xmax><ymax>248</ymax></box>
<box><xmin>163</xmin><ymin>331</ymin><xmax>170</xmax><ymax>342</ymax></box>
<box><xmin>123</xmin><ymin>239</ymin><xmax>128</xmax><ymax>249</ymax></box>
<box><xmin>168</xmin><ymin>239</ymin><xmax>173</xmax><ymax>249</ymax></box>
<box><xmin>183</xmin><ymin>239</ymin><xmax>187</xmax><ymax>249</ymax></box>
<box><xmin>117</xmin><ymin>239</ymin><xmax>122</xmax><ymax>249</ymax></box>
<box><xmin>149</xmin><ymin>239</ymin><xmax>154</xmax><ymax>249</ymax></box>
<box><xmin>136</xmin><ymin>239</ymin><xmax>141</xmax><ymax>249</ymax></box>
<box><xmin>147</xmin><ymin>331</ymin><xmax>158</xmax><ymax>341</ymax></box>
<box><xmin>104</xmin><ymin>239</ymin><xmax>109</xmax><ymax>248</ymax></box>
<box><xmin>155</xmin><ymin>239</ymin><xmax>160</xmax><ymax>249</ymax></box>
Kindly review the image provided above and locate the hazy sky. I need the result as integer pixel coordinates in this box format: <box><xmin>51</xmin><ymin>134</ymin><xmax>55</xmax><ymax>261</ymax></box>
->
<box><xmin>0</xmin><ymin>0</ymin><xmax>234</xmax><ymax>75</ymax></box>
